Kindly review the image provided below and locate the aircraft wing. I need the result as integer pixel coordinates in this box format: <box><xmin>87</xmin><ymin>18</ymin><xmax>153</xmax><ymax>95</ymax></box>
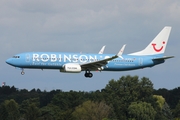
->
<box><xmin>81</xmin><ymin>45</ymin><xmax>126</xmax><ymax>71</ymax></box>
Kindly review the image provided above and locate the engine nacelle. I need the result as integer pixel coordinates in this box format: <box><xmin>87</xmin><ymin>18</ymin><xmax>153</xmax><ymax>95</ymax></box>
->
<box><xmin>60</xmin><ymin>63</ymin><xmax>81</xmax><ymax>73</ymax></box>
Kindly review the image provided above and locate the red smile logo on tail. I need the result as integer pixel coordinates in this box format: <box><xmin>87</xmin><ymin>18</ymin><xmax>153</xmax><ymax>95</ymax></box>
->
<box><xmin>152</xmin><ymin>41</ymin><xmax>165</xmax><ymax>52</ymax></box>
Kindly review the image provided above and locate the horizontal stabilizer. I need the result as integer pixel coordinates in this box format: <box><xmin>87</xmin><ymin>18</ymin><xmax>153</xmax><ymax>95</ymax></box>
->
<box><xmin>152</xmin><ymin>56</ymin><xmax>174</xmax><ymax>60</ymax></box>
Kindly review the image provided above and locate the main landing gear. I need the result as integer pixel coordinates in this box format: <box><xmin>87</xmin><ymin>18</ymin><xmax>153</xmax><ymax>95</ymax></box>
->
<box><xmin>84</xmin><ymin>70</ymin><xmax>93</xmax><ymax>78</ymax></box>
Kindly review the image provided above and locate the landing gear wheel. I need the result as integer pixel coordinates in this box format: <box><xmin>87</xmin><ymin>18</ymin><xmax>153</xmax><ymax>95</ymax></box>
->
<box><xmin>21</xmin><ymin>71</ymin><xmax>25</xmax><ymax>75</ymax></box>
<box><xmin>84</xmin><ymin>70</ymin><xmax>93</xmax><ymax>78</ymax></box>
<box><xmin>88</xmin><ymin>73</ymin><xmax>93</xmax><ymax>78</ymax></box>
<box><xmin>84</xmin><ymin>73</ymin><xmax>89</xmax><ymax>77</ymax></box>
<box><xmin>21</xmin><ymin>68</ymin><xmax>25</xmax><ymax>75</ymax></box>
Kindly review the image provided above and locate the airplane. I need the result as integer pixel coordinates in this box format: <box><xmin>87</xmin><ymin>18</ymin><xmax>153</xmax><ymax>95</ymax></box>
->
<box><xmin>6</xmin><ymin>26</ymin><xmax>174</xmax><ymax>78</ymax></box>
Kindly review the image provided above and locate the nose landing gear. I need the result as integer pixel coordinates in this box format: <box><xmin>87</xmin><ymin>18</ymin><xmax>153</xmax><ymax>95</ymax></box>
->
<box><xmin>21</xmin><ymin>69</ymin><xmax>25</xmax><ymax>75</ymax></box>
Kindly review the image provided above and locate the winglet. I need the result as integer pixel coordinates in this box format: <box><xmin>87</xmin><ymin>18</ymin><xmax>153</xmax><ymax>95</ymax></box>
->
<box><xmin>117</xmin><ymin>44</ymin><xmax>126</xmax><ymax>57</ymax></box>
<box><xmin>98</xmin><ymin>45</ymin><xmax>106</xmax><ymax>54</ymax></box>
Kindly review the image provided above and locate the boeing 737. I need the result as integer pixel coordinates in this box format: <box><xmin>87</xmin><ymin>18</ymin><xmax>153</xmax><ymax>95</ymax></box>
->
<box><xmin>6</xmin><ymin>26</ymin><xmax>174</xmax><ymax>78</ymax></box>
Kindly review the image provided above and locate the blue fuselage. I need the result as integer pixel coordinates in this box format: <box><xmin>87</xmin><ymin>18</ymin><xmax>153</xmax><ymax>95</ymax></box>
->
<box><xmin>6</xmin><ymin>52</ymin><xmax>164</xmax><ymax>71</ymax></box>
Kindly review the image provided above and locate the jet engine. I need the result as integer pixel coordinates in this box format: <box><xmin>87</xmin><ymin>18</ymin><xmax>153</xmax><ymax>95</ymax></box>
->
<box><xmin>60</xmin><ymin>63</ymin><xmax>81</xmax><ymax>73</ymax></box>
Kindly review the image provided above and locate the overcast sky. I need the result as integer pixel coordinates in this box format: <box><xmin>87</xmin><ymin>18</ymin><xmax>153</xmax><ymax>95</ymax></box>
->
<box><xmin>0</xmin><ymin>0</ymin><xmax>179</xmax><ymax>91</ymax></box>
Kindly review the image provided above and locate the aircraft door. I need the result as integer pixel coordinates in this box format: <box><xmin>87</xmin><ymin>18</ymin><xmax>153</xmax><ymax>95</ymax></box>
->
<box><xmin>139</xmin><ymin>58</ymin><xmax>143</xmax><ymax>66</ymax></box>
<box><xmin>26</xmin><ymin>54</ymin><xmax>30</xmax><ymax>62</ymax></box>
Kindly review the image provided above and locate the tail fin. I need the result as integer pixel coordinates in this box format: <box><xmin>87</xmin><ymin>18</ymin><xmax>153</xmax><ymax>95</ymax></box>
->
<box><xmin>129</xmin><ymin>26</ymin><xmax>172</xmax><ymax>56</ymax></box>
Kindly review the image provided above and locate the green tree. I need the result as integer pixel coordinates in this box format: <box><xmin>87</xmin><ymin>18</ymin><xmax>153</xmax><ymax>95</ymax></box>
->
<box><xmin>153</xmin><ymin>95</ymin><xmax>172</xmax><ymax>120</ymax></box>
<box><xmin>0</xmin><ymin>99</ymin><xmax>20</xmax><ymax>120</ymax></box>
<box><xmin>138</xmin><ymin>77</ymin><xmax>154</xmax><ymax>101</ymax></box>
<box><xmin>153</xmin><ymin>88</ymin><xmax>170</xmax><ymax>103</ymax></box>
<box><xmin>20</xmin><ymin>98</ymin><xmax>40</xmax><ymax>115</ymax></box>
<box><xmin>103</xmin><ymin>75</ymin><xmax>154</xmax><ymax>119</ymax></box>
<box><xmin>51</xmin><ymin>90</ymin><xmax>86</xmax><ymax>109</ymax></box>
<box><xmin>0</xmin><ymin>102</ymin><xmax>8</xmax><ymax>120</ymax></box>
<box><xmin>40</xmin><ymin>104</ymin><xmax>62</xmax><ymax>120</ymax></box>
<box><xmin>153</xmin><ymin>95</ymin><xmax>165</xmax><ymax>109</ymax></box>
<box><xmin>162</xmin><ymin>102</ymin><xmax>173</xmax><ymax>120</ymax></box>
<box><xmin>72</xmin><ymin>100</ymin><xmax>111</xmax><ymax>120</ymax></box>
<box><xmin>173</xmin><ymin>100</ymin><xmax>180</xmax><ymax>119</ymax></box>
<box><xmin>25</xmin><ymin>103</ymin><xmax>41</xmax><ymax>120</ymax></box>
<box><xmin>128</xmin><ymin>101</ymin><xmax>156</xmax><ymax>120</ymax></box>
<box><xmin>162</xmin><ymin>87</ymin><xmax>180</xmax><ymax>109</ymax></box>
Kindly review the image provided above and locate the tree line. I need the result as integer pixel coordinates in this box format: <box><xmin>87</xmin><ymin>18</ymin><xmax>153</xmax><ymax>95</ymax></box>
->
<box><xmin>0</xmin><ymin>75</ymin><xmax>180</xmax><ymax>120</ymax></box>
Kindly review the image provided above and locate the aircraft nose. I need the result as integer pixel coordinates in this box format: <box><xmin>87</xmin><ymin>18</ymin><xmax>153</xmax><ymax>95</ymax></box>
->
<box><xmin>6</xmin><ymin>58</ymin><xmax>13</xmax><ymax>65</ymax></box>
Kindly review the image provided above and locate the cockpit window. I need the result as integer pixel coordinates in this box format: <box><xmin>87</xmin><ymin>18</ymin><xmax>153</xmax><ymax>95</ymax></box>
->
<box><xmin>13</xmin><ymin>56</ymin><xmax>20</xmax><ymax>58</ymax></box>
